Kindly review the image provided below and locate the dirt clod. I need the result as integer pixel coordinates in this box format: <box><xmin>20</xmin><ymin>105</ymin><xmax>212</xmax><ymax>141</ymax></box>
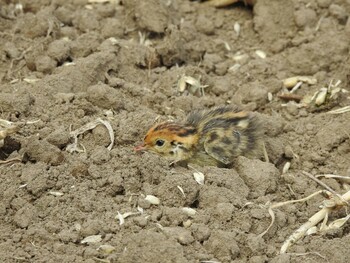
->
<box><xmin>118</xmin><ymin>231</ymin><xmax>187</xmax><ymax>263</ymax></box>
<box><xmin>13</xmin><ymin>204</ymin><xmax>37</xmax><ymax>228</ymax></box>
<box><xmin>204</xmin><ymin>230</ymin><xmax>240</xmax><ymax>261</ymax></box>
<box><xmin>23</xmin><ymin>137</ymin><xmax>64</xmax><ymax>166</ymax></box>
<box><xmin>236</xmin><ymin>157</ymin><xmax>279</xmax><ymax>198</ymax></box>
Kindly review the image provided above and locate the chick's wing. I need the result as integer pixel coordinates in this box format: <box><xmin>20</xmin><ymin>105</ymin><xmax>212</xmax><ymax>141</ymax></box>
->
<box><xmin>203</xmin><ymin>127</ymin><xmax>244</xmax><ymax>165</ymax></box>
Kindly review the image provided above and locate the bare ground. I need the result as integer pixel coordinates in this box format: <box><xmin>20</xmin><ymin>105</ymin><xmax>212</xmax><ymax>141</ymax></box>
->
<box><xmin>1</xmin><ymin>0</ymin><xmax>350</xmax><ymax>262</ymax></box>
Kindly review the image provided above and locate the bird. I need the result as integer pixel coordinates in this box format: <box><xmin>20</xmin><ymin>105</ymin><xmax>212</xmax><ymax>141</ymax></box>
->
<box><xmin>134</xmin><ymin>106</ymin><xmax>262</xmax><ymax>167</ymax></box>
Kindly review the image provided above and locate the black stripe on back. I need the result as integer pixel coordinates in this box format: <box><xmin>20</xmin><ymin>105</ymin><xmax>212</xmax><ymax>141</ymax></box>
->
<box><xmin>202</xmin><ymin>117</ymin><xmax>247</xmax><ymax>133</ymax></box>
<box><xmin>177</xmin><ymin>127</ymin><xmax>197</xmax><ymax>137</ymax></box>
<box><xmin>233</xmin><ymin>130</ymin><xmax>241</xmax><ymax>144</ymax></box>
<box><xmin>207</xmin><ymin>132</ymin><xmax>219</xmax><ymax>143</ymax></box>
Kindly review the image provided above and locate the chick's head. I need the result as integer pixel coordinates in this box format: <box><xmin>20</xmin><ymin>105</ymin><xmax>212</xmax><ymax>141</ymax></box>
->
<box><xmin>135</xmin><ymin>122</ymin><xmax>198</xmax><ymax>161</ymax></box>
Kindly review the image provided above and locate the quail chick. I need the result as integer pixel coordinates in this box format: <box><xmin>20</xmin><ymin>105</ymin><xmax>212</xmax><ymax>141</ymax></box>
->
<box><xmin>135</xmin><ymin>106</ymin><xmax>262</xmax><ymax>167</ymax></box>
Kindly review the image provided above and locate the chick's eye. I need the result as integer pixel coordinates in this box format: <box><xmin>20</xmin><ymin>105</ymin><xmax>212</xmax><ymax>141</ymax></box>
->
<box><xmin>155</xmin><ymin>139</ymin><xmax>165</xmax><ymax>147</ymax></box>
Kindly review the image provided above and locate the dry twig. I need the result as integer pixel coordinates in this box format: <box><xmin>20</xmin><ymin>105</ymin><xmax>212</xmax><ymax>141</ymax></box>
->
<box><xmin>302</xmin><ymin>171</ymin><xmax>345</xmax><ymax>203</ymax></box>
<box><xmin>66</xmin><ymin>118</ymin><xmax>114</xmax><ymax>153</ymax></box>
<box><xmin>260</xmin><ymin>170</ymin><xmax>350</xmax><ymax>254</ymax></box>
<box><xmin>280</xmin><ymin>189</ymin><xmax>350</xmax><ymax>253</ymax></box>
<box><xmin>259</xmin><ymin>190</ymin><xmax>327</xmax><ymax>238</ymax></box>
<box><xmin>0</xmin><ymin>119</ymin><xmax>20</xmax><ymax>147</ymax></box>
<box><xmin>0</xmin><ymin>157</ymin><xmax>22</xmax><ymax>165</ymax></box>
<box><xmin>277</xmin><ymin>93</ymin><xmax>303</xmax><ymax>102</ymax></box>
<box><xmin>315</xmin><ymin>174</ymin><xmax>350</xmax><ymax>183</ymax></box>
<box><xmin>327</xmin><ymin>106</ymin><xmax>350</xmax><ymax>114</ymax></box>
<box><xmin>207</xmin><ymin>0</ymin><xmax>255</xmax><ymax>7</ymax></box>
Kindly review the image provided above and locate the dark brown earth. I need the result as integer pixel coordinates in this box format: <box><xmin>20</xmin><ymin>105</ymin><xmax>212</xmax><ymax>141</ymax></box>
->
<box><xmin>1</xmin><ymin>0</ymin><xmax>350</xmax><ymax>262</ymax></box>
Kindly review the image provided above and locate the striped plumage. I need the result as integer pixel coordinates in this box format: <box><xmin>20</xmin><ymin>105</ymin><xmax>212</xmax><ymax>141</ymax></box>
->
<box><xmin>135</xmin><ymin>106</ymin><xmax>262</xmax><ymax>167</ymax></box>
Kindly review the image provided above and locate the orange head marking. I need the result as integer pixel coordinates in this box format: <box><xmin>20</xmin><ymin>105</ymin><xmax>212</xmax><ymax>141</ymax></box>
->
<box><xmin>135</xmin><ymin>122</ymin><xmax>198</xmax><ymax>161</ymax></box>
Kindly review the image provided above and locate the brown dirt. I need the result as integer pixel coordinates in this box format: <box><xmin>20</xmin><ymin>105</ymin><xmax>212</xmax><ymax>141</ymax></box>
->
<box><xmin>1</xmin><ymin>0</ymin><xmax>350</xmax><ymax>262</ymax></box>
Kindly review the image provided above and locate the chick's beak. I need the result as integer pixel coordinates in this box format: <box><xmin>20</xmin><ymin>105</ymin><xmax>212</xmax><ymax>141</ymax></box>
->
<box><xmin>134</xmin><ymin>143</ymin><xmax>146</xmax><ymax>152</ymax></box>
